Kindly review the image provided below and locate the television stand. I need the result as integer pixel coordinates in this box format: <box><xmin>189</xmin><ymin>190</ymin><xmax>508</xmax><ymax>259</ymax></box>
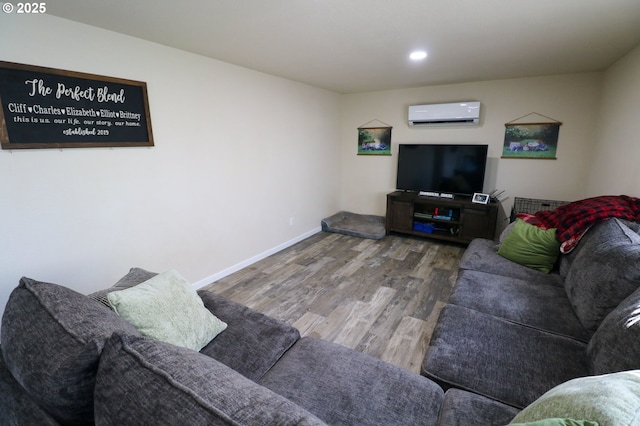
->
<box><xmin>386</xmin><ymin>191</ymin><xmax>499</xmax><ymax>244</ymax></box>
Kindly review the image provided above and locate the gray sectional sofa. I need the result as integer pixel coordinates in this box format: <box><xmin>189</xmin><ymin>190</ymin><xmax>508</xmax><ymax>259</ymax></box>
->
<box><xmin>422</xmin><ymin>217</ymin><xmax>640</xmax><ymax>423</ymax></box>
<box><xmin>0</xmin><ymin>268</ymin><xmax>445</xmax><ymax>425</ymax></box>
<box><xmin>3</xmin><ymin>216</ymin><xmax>640</xmax><ymax>425</ymax></box>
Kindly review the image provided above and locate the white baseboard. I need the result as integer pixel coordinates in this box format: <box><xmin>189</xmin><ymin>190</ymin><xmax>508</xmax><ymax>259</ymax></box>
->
<box><xmin>191</xmin><ymin>227</ymin><xmax>322</xmax><ymax>290</ymax></box>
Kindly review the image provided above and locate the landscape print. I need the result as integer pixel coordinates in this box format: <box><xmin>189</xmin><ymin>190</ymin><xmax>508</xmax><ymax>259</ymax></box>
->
<box><xmin>357</xmin><ymin>127</ymin><xmax>391</xmax><ymax>155</ymax></box>
<box><xmin>502</xmin><ymin>123</ymin><xmax>560</xmax><ymax>159</ymax></box>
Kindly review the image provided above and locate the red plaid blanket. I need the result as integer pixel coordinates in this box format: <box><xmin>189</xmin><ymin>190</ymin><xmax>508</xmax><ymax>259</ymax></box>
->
<box><xmin>533</xmin><ymin>195</ymin><xmax>640</xmax><ymax>247</ymax></box>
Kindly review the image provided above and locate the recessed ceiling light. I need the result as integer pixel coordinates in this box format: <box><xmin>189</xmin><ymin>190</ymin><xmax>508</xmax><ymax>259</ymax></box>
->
<box><xmin>410</xmin><ymin>51</ymin><xmax>427</xmax><ymax>61</ymax></box>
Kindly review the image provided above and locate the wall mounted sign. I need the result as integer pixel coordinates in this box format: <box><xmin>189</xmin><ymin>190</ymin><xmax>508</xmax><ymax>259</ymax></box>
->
<box><xmin>357</xmin><ymin>119</ymin><xmax>392</xmax><ymax>156</ymax></box>
<box><xmin>0</xmin><ymin>61</ymin><xmax>153</xmax><ymax>149</ymax></box>
<box><xmin>501</xmin><ymin>113</ymin><xmax>562</xmax><ymax>159</ymax></box>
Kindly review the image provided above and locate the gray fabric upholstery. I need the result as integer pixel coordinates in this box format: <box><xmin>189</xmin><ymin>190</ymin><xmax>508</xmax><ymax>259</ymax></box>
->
<box><xmin>2</xmin><ymin>267</ymin><xmax>445</xmax><ymax>424</ymax></box>
<box><xmin>558</xmin><ymin>244</ymin><xmax>578</xmax><ymax>278</ymax></box>
<box><xmin>95</xmin><ymin>333</ymin><xmax>326</xmax><ymax>426</ymax></box>
<box><xmin>587</xmin><ymin>284</ymin><xmax>640</xmax><ymax>375</ymax></box>
<box><xmin>259</xmin><ymin>336</ymin><xmax>443</xmax><ymax>426</ymax></box>
<box><xmin>0</xmin><ymin>277</ymin><xmax>141</xmax><ymax>424</ymax></box>
<box><xmin>564</xmin><ymin>218</ymin><xmax>640</xmax><ymax>332</ymax></box>
<box><xmin>426</xmin><ymin>217</ymin><xmax>640</xmax><ymax>420</ymax></box>
<box><xmin>198</xmin><ymin>290</ymin><xmax>300</xmax><ymax>381</ymax></box>
<box><xmin>622</xmin><ymin>219</ymin><xmax>640</xmax><ymax>233</ymax></box>
<box><xmin>557</xmin><ymin>219</ymin><xmax>640</xmax><ymax>278</ymax></box>
<box><xmin>88</xmin><ymin>267</ymin><xmax>157</xmax><ymax>309</ymax></box>
<box><xmin>0</xmin><ymin>346</ymin><xmax>61</xmax><ymax>426</ymax></box>
<box><xmin>459</xmin><ymin>238</ymin><xmax>564</xmax><ymax>287</ymax></box>
<box><xmin>422</xmin><ymin>304</ymin><xmax>589</xmax><ymax>409</ymax></box>
<box><xmin>450</xmin><ymin>269</ymin><xmax>590</xmax><ymax>341</ymax></box>
<box><xmin>556</xmin><ymin>219</ymin><xmax>636</xmax><ymax>278</ymax></box>
<box><xmin>90</xmin><ymin>267</ymin><xmax>301</xmax><ymax>382</ymax></box>
<box><xmin>436</xmin><ymin>388</ymin><xmax>520</xmax><ymax>426</ymax></box>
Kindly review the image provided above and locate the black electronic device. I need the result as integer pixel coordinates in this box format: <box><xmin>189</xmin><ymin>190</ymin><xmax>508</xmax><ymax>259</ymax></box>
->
<box><xmin>396</xmin><ymin>144</ymin><xmax>488</xmax><ymax>197</ymax></box>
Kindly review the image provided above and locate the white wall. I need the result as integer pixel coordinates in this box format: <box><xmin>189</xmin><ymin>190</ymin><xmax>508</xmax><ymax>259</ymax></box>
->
<box><xmin>0</xmin><ymin>14</ymin><xmax>342</xmax><ymax>316</ymax></box>
<box><xmin>340</xmin><ymin>73</ymin><xmax>603</xmax><ymax>226</ymax></box>
<box><xmin>586</xmin><ymin>44</ymin><xmax>640</xmax><ymax>197</ymax></box>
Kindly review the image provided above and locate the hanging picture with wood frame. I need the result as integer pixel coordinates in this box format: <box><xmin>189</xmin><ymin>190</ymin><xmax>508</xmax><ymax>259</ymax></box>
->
<box><xmin>502</xmin><ymin>114</ymin><xmax>561</xmax><ymax>159</ymax></box>
<box><xmin>357</xmin><ymin>126</ymin><xmax>392</xmax><ymax>155</ymax></box>
<box><xmin>0</xmin><ymin>60</ymin><xmax>153</xmax><ymax>150</ymax></box>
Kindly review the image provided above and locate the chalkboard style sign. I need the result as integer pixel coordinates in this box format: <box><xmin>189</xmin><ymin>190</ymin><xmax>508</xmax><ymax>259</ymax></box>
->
<box><xmin>0</xmin><ymin>61</ymin><xmax>153</xmax><ymax>149</ymax></box>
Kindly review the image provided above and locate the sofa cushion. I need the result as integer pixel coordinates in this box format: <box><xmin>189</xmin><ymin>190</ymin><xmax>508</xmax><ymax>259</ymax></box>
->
<box><xmin>509</xmin><ymin>371</ymin><xmax>640</xmax><ymax>425</ymax></box>
<box><xmin>107</xmin><ymin>269</ymin><xmax>227</xmax><ymax>351</ymax></box>
<box><xmin>459</xmin><ymin>238</ymin><xmax>564</xmax><ymax>287</ymax></box>
<box><xmin>94</xmin><ymin>333</ymin><xmax>326</xmax><ymax>425</ymax></box>
<box><xmin>259</xmin><ymin>336</ymin><xmax>443</xmax><ymax>426</ymax></box>
<box><xmin>0</xmin><ymin>277</ymin><xmax>141</xmax><ymax>424</ymax></box>
<box><xmin>436</xmin><ymin>388</ymin><xmax>520</xmax><ymax>426</ymax></box>
<box><xmin>564</xmin><ymin>218</ymin><xmax>640</xmax><ymax>332</ymax></box>
<box><xmin>587</xmin><ymin>284</ymin><xmax>640</xmax><ymax>375</ymax></box>
<box><xmin>497</xmin><ymin>219</ymin><xmax>560</xmax><ymax>273</ymax></box>
<box><xmin>450</xmin><ymin>270</ymin><xmax>590</xmax><ymax>341</ymax></box>
<box><xmin>198</xmin><ymin>290</ymin><xmax>301</xmax><ymax>381</ymax></box>
<box><xmin>422</xmin><ymin>304</ymin><xmax>589</xmax><ymax>409</ymax></box>
<box><xmin>0</xmin><ymin>346</ymin><xmax>62</xmax><ymax>426</ymax></box>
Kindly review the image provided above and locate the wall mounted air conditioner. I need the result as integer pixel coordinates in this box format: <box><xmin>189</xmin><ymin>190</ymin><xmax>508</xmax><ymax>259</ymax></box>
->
<box><xmin>408</xmin><ymin>101</ymin><xmax>481</xmax><ymax>126</ymax></box>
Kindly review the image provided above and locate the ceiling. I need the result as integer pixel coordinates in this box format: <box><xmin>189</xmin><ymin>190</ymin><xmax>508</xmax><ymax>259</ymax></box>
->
<box><xmin>46</xmin><ymin>0</ymin><xmax>640</xmax><ymax>94</ymax></box>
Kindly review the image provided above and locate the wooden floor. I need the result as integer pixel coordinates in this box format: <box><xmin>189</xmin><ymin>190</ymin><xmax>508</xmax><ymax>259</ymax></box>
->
<box><xmin>203</xmin><ymin>231</ymin><xmax>465</xmax><ymax>374</ymax></box>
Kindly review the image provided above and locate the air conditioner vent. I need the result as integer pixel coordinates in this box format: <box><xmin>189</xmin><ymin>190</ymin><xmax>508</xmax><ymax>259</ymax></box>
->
<box><xmin>408</xmin><ymin>102</ymin><xmax>480</xmax><ymax>126</ymax></box>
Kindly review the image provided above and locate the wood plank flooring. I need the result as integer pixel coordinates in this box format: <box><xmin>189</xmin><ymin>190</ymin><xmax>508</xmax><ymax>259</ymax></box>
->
<box><xmin>202</xmin><ymin>231</ymin><xmax>464</xmax><ymax>374</ymax></box>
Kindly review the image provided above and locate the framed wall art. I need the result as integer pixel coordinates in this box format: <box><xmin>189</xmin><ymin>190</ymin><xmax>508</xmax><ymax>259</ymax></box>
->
<box><xmin>501</xmin><ymin>113</ymin><xmax>561</xmax><ymax>159</ymax></box>
<box><xmin>0</xmin><ymin>60</ymin><xmax>153</xmax><ymax>150</ymax></box>
<box><xmin>357</xmin><ymin>120</ymin><xmax>392</xmax><ymax>155</ymax></box>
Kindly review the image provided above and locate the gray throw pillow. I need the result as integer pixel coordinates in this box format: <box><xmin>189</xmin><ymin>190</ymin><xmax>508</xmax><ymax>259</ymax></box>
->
<box><xmin>587</xmin><ymin>285</ymin><xmax>640</xmax><ymax>374</ymax></box>
<box><xmin>564</xmin><ymin>218</ymin><xmax>640</xmax><ymax>331</ymax></box>
<box><xmin>94</xmin><ymin>333</ymin><xmax>326</xmax><ymax>425</ymax></box>
<box><xmin>88</xmin><ymin>267</ymin><xmax>157</xmax><ymax>309</ymax></box>
<box><xmin>1</xmin><ymin>277</ymin><xmax>141</xmax><ymax>424</ymax></box>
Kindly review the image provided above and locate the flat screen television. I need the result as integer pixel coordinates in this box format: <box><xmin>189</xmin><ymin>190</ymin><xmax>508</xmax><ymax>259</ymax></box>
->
<box><xmin>396</xmin><ymin>144</ymin><xmax>488</xmax><ymax>196</ymax></box>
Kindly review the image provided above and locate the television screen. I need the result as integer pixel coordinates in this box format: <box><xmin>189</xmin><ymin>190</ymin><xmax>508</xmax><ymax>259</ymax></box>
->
<box><xmin>396</xmin><ymin>144</ymin><xmax>488</xmax><ymax>196</ymax></box>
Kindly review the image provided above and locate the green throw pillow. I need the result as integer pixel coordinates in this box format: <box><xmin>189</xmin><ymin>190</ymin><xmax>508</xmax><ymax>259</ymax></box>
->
<box><xmin>108</xmin><ymin>269</ymin><xmax>227</xmax><ymax>351</ymax></box>
<box><xmin>497</xmin><ymin>219</ymin><xmax>560</xmax><ymax>273</ymax></box>
<box><xmin>509</xmin><ymin>371</ymin><xmax>640</xmax><ymax>425</ymax></box>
